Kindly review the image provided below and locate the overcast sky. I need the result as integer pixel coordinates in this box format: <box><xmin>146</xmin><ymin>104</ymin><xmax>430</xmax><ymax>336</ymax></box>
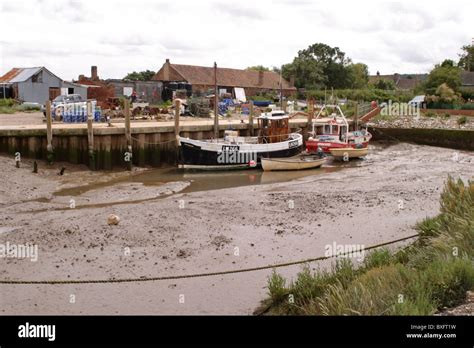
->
<box><xmin>0</xmin><ymin>0</ymin><xmax>472</xmax><ymax>81</ymax></box>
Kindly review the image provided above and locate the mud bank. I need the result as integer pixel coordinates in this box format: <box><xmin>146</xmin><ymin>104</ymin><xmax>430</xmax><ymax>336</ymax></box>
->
<box><xmin>0</xmin><ymin>143</ymin><xmax>473</xmax><ymax>314</ymax></box>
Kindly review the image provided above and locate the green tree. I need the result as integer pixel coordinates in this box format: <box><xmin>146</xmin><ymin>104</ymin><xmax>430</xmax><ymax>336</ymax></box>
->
<box><xmin>123</xmin><ymin>70</ymin><xmax>156</xmax><ymax>81</ymax></box>
<box><xmin>423</xmin><ymin>62</ymin><xmax>462</xmax><ymax>94</ymax></box>
<box><xmin>347</xmin><ymin>63</ymin><xmax>369</xmax><ymax>89</ymax></box>
<box><xmin>282</xmin><ymin>43</ymin><xmax>352</xmax><ymax>89</ymax></box>
<box><xmin>246</xmin><ymin>65</ymin><xmax>270</xmax><ymax>72</ymax></box>
<box><xmin>371</xmin><ymin>79</ymin><xmax>396</xmax><ymax>90</ymax></box>
<box><xmin>458</xmin><ymin>44</ymin><xmax>474</xmax><ymax>72</ymax></box>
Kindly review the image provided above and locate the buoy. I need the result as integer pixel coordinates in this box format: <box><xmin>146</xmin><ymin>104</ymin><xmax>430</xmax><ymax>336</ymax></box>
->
<box><xmin>107</xmin><ymin>214</ymin><xmax>120</xmax><ymax>225</ymax></box>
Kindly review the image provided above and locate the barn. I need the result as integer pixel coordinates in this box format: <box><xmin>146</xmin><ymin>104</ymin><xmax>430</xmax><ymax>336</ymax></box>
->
<box><xmin>153</xmin><ymin>59</ymin><xmax>296</xmax><ymax>100</ymax></box>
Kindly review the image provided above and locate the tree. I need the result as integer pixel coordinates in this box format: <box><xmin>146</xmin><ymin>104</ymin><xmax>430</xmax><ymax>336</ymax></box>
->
<box><xmin>458</xmin><ymin>44</ymin><xmax>474</xmax><ymax>72</ymax></box>
<box><xmin>347</xmin><ymin>63</ymin><xmax>369</xmax><ymax>89</ymax></box>
<box><xmin>246</xmin><ymin>65</ymin><xmax>270</xmax><ymax>72</ymax></box>
<box><xmin>281</xmin><ymin>43</ymin><xmax>353</xmax><ymax>89</ymax></box>
<box><xmin>371</xmin><ymin>79</ymin><xmax>396</xmax><ymax>90</ymax></box>
<box><xmin>423</xmin><ymin>62</ymin><xmax>462</xmax><ymax>94</ymax></box>
<box><xmin>123</xmin><ymin>70</ymin><xmax>156</xmax><ymax>81</ymax></box>
<box><xmin>426</xmin><ymin>83</ymin><xmax>460</xmax><ymax>105</ymax></box>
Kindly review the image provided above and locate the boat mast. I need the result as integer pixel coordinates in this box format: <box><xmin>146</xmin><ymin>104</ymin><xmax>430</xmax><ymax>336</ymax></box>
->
<box><xmin>279</xmin><ymin>66</ymin><xmax>283</xmax><ymax>110</ymax></box>
<box><xmin>214</xmin><ymin>62</ymin><xmax>218</xmax><ymax>140</ymax></box>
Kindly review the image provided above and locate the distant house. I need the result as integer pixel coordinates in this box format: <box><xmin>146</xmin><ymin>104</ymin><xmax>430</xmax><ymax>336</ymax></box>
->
<box><xmin>153</xmin><ymin>59</ymin><xmax>296</xmax><ymax>99</ymax></box>
<box><xmin>369</xmin><ymin>72</ymin><xmax>428</xmax><ymax>90</ymax></box>
<box><xmin>0</xmin><ymin>67</ymin><xmax>88</xmax><ymax>104</ymax></box>
<box><xmin>461</xmin><ymin>71</ymin><xmax>474</xmax><ymax>88</ymax></box>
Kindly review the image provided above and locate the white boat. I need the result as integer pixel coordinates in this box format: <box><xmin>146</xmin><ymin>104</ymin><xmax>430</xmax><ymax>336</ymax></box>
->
<box><xmin>330</xmin><ymin>147</ymin><xmax>368</xmax><ymax>159</ymax></box>
<box><xmin>261</xmin><ymin>154</ymin><xmax>326</xmax><ymax>171</ymax></box>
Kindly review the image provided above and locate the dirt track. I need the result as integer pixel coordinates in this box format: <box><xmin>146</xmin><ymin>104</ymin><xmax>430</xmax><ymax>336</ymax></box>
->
<box><xmin>0</xmin><ymin>142</ymin><xmax>473</xmax><ymax>314</ymax></box>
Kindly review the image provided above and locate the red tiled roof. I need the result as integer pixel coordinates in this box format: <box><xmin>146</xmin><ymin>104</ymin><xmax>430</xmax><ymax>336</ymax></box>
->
<box><xmin>155</xmin><ymin>63</ymin><xmax>296</xmax><ymax>90</ymax></box>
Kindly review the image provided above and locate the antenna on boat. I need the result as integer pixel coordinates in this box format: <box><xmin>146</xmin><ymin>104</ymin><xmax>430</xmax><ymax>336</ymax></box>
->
<box><xmin>279</xmin><ymin>65</ymin><xmax>283</xmax><ymax>111</ymax></box>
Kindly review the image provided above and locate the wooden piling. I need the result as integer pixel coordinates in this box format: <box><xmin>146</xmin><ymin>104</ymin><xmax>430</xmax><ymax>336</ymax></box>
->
<box><xmin>86</xmin><ymin>101</ymin><xmax>95</xmax><ymax>170</ymax></box>
<box><xmin>46</xmin><ymin>100</ymin><xmax>53</xmax><ymax>163</ymax></box>
<box><xmin>124</xmin><ymin>99</ymin><xmax>132</xmax><ymax>171</ymax></box>
<box><xmin>307</xmin><ymin>98</ymin><xmax>315</xmax><ymax>123</ymax></box>
<box><xmin>249</xmin><ymin>100</ymin><xmax>254</xmax><ymax>136</ymax></box>
<box><xmin>174</xmin><ymin>99</ymin><xmax>181</xmax><ymax>144</ymax></box>
<box><xmin>213</xmin><ymin>62</ymin><xmax>219</xmax><ymax>139</ymax></box>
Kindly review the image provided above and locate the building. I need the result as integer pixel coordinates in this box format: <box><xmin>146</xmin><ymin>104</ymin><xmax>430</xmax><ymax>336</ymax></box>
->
<box><xmin>106</xmin><ymin>79</ymin><xmax>163</xmax><ymax>104</ymax></box>
<box><xmin>0</xmin><ymin>67</ymin><xmax>88</xmax><ymax>104</ymax></box>
<box><xmin>461</xmin><ymin>71</ymin><xmax>474</xmax><ymax>88</ymax></box>
<box><xmin>369</xmin><ymin>72</ymin><xmax>428</xmax><ymax>90</ymax></box>
<box><xmin>153</xmin><ymin>59</ymin><xmax>296</xmax><ymax>98</ymax></box>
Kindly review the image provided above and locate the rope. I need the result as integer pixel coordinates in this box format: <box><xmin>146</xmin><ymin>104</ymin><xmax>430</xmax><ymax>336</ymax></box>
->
<box><xmin>0</xmin><ymin>233</ymin><xmax>418</xmax><ymax>285</ymax></box>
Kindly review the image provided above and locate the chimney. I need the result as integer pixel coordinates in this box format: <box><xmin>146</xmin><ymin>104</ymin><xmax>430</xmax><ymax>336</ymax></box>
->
<box><xmin>258</xmin><ymin>70</ymin><xmax>264</xmax><ymax>86</ymax></box>
<box><xmin>163</xmin><ymin>59</ymin><xmax>170</xmax><ymax>81</ymax></box>
<box><xmin>91</xmin><ymin>66</ymin><xmax>98</xmax><ymax>80</ymax></box>
<box><xmin>289</xmin><ymin>75</ymin><xmax>295</xmax><ymax>87</ymax></box>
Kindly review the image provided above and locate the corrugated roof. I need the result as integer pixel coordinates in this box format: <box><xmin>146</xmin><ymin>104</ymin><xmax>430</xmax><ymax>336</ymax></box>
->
<box><xmin>156</xmin><ymin>63</ymin><xmax>296</xmax><ymax>90</ymax></box>
<box><xmin>0</xmin><ymin>67</ymin><xmax>43</xmax><ymax>83</ymax></box>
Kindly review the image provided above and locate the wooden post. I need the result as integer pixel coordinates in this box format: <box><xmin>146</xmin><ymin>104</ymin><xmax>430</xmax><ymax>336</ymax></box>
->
<box><xmin>46</xmin><ymin>100</ymin><xmax>53</xmax><ymax>164</ymax></box>
<box><xmin>124</xmin><ymin>99</ymin><xmax>132</xmax><ymax>171</ymax></box>
<box><xmin>86</xmin><ymin>101</ymin><xmax>95</xmax><ymax>170</ymax></box>
<box><xmin>282</xmin><ymin>100</ymin><xmax>287</xmax><ymax>113</ymax></box>
<box><xmin>248</xmin><ymin>100</ymin><xmax>254</xmax><ymax>136</ymax></box>
<box><xmin>213</xmin><ymin>62</ymin><xmax>219</xmax><ymax>140</ymax></box>
<box><xmin>174</xmin><ymin>99</ymin><xmax>180</xmax><ymax>142</ymax></box>
<box><xmin>354</xmin><ymin>102</ymin><xmax>359</xmax><ymax>131</ymax></box>
<box><xmin>307</xmin><ymin>98</ymin><xmax>314</xmax><ymax>123</ymax></box>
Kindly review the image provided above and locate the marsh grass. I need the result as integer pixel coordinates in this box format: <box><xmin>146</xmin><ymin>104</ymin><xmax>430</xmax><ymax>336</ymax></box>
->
<box><xmin>261</xmin><ymin>177</ymin><xmax>474</xmax><ymax>315</ymax></box>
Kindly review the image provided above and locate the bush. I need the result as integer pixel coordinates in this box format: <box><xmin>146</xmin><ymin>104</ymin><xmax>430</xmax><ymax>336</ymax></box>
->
<box><xmin>457</xmin><ymin>116</ymin><xmax>467</xmax><ymax>125</ymax></box>
<box><xmin>0</xmin><ymin>98</ymin><xmax>16</xmax><ymax>107</ymax></box>
<box><xmin>460</xmin><ymin>103</ymin><xmax>474</xmax><ymax>110</ymax></box>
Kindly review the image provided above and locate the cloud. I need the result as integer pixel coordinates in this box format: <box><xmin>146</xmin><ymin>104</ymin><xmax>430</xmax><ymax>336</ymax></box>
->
<box><xmin>1</xmin><ymin>0</ymin><xmax>473</xmax><ymax>78</ymax></box>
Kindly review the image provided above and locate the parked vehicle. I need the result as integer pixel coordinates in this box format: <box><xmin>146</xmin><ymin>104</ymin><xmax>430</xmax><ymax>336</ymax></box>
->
<box><xmin>41</xmin><ymin>94</ymin><xmax>97</xmax><ymax>121</ymax></box>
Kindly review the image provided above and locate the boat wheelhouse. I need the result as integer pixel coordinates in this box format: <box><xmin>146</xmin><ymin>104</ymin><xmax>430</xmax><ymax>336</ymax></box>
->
<box><xmin>306</xmin><ymin>104</ymin><xmax>372</xmax><ymax>154</ymax></box>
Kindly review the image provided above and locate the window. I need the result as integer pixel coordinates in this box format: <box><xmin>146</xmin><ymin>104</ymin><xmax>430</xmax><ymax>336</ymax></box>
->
<box><xmin>32</xmin><ymin>71</ymin><xmax>43</xmax><ymax>83</ymax></box>
<box><xmin>68</xmin><ymin>87</ymin><xmax>74</xmax><ymax>94</ymax></box>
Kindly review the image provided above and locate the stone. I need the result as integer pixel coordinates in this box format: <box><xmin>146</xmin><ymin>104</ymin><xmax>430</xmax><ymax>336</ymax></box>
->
<box><xmin>107</xmin><ymin>214</ymin><xmax>120</xmax><ymax>225</ymax></box>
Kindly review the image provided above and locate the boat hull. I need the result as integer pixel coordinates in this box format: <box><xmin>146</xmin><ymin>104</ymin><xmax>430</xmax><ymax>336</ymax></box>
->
<box><xmin>178</xmin><ymin>134</ymin><xmax>303</xmax><ymax>170</ymax></box>
<box><xmin>306</xmin><ymin>140</ymin><xmax>369</xmax><ymax>153</ymax></box>
<box><xmin>330</xmin><ymin>147</ymin><xmax>368</xmax><ymax>159</ymax></box>
<box><xmin>261</xmin><ymin>155</ymin><xmax>325</xmax><ymax>171</ymax></box>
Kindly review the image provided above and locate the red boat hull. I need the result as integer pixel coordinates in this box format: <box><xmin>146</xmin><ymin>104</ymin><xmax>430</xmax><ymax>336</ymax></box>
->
<box><xmin>306</xmin><ymin>140</ymin><xmax>369</xmax><ymax>153</ymax></box>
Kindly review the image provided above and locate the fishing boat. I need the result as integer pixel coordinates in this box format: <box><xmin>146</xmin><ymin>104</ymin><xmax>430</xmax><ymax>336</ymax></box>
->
<box><xmin>306</xmin><ymin>104</ymin><xmax>371</xmax><ymax>154</ymax></box>
<box><xmin>261</xmin><ymin>154</ymin><xmax>326</xmax><ymax>171</ymax></box>
<box><xmin>178</xmin><ymin>111</ymin><xmax>303</xmax><ymax>170</ymax></box>
<box><xmin>330</xmin><ymin>147</ymin><xmax>368</xmax><ymax>159</ymax></box>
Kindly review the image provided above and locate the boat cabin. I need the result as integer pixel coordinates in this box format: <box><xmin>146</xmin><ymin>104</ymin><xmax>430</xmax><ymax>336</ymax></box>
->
<box><xmin>258</xmin><ymin>111</ymin><xmax>290</xmax><ymax>144</ymax></box>
<box><xmin>312</xmin><ymin>114</ymin><xmax>348</xmax><ymax>141</ymax></box>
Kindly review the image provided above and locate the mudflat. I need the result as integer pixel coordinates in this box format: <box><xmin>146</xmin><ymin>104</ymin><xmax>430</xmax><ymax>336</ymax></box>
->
<box><xmin>0</xmin><ymin>142</ymin><xmax>472</xmax><ymax>314</ymax></box>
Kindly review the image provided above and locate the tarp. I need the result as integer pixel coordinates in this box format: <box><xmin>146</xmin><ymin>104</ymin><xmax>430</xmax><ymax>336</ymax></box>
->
<box><xmin>234</xmin><ymin>87</ymin><xmax>246</xmax><ymax>102</ymax></box>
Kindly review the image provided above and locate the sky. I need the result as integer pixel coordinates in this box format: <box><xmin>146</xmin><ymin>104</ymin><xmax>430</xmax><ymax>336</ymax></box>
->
<box><xmin>0</xmin><ymin>0</ymin><xmax>472</xmax><ymax>81</ymax></box>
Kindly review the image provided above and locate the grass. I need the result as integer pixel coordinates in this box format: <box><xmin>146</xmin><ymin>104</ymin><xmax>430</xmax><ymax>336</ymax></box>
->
<box><xmin>0</xmin><ymin>99</ymin><xmax>41</xmax><ymax>114</ymax></box>
<box><xmin>259</xmin><ymin>177</ymin><xmax>474</xmax><ymax>315</ymax></box>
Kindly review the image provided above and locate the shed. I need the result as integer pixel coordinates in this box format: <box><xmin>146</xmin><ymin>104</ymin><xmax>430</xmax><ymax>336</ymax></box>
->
<box><xmin>0</xmin><ymin>67</ymin><xmax>88</xmax><ymax>104</ymax></box>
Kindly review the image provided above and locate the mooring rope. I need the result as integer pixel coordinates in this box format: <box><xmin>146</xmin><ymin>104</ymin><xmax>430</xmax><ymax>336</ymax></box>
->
<box><xmin>0</xmin><ymin>233</ymin><xmax>418</xmax><ymax>285</ymax></box>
